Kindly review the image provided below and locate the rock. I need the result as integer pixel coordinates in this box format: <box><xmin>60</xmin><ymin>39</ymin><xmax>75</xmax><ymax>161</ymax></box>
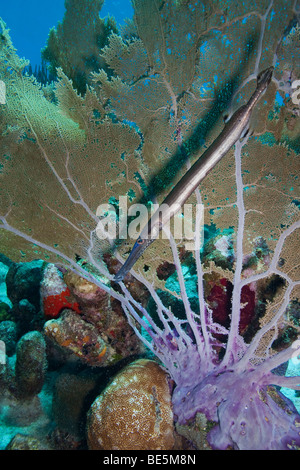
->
<box><xmin>48</xmin><ymin>428</ymin><xmax>83</xmax><ymax>450</ymax></box>
<box><xmin>6</xmin><ymin>433</ymin><xmax>51</xmax><ymax>450</ymax></box>
<box><xmin>0</xmin><ymin>301</ymin><xmax>12</xmax><ymax>322</ymax></box>
<box><xmin>0</xmin><ymin>260</ymin><xmax>12</xmax><ymax>309</ymax></box>
<box><xmin>44</xmin><ymin>309</ymin><xmax>117</xmax><ymax>366</ymax></box>
<box><xmin>3</xmin><ymin>395</ymin><xmax>44</xmax><ymax>427</ymax></box>
<box><xmin>44</xmin><ymin>269</ymin><xmax>144</xmax><ymax>366</ymax></box>
<box><xmin>65</xmin><ymin>271</ymin><xmax>143</xmax><ymax>360</ymax></box>
<box><xmin>6</xmin><ymin>260</ymin><xmax>45</xmax><ymax>311</ymax></box>
<box><xmin>5</xmin><ymin>260</ymin><xmax>46</xmax><ymax>335</ymax></box>
<box><xmin>64</xmin><ymin>270</ymin><xmax>110</xmax><ymax>314</ymax></box>
<box><xmin>86</xmin><ymin>359</ymin><xmax>177</xmax><ymax>450</ymax></box>
<box><xmin>175</xmin><ymin>412</ymin><xmax>212</xmax><ymax>450</ymax></box>
<box><xmin>52</xmin><ymin>370</ymin><xmax>99</xmax><ymax>439</ymax></box>
<box><xmin>15</xmin><ymin>331</ymin><xmax>47</xmax><ymax>398</ymax></box>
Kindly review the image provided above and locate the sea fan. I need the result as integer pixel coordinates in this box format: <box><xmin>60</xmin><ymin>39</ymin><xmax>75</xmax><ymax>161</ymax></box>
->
<box><xmin>0</xmin><ymin>0</ymin><xmax>299</xmax><ymax>449</ymax></box>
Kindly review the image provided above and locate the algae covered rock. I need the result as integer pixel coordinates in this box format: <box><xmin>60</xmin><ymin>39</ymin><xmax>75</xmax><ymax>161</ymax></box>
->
<box><xmin>0</xmin><ymin>320</ymin><xmax>17</xmax><ymax>356</ymax></box>
<box><xmin>44</xmin><ymin>271</ymin><xmax>144</xmax><ymax>366</ymax></box>
<box><xmin>6</xmin><ymin>261</ymin><xmax>46</xmax><ymax>334</ymax></box>
<box><xmin>15</xmin><ymin>331</ymin><xmax>47</xmax><ymax>398</ymax></box>
<box><xmin>44</xmin><ymin>309</ymin><xmax>115</xmax><ymax>366</ymax></box>
<box><xmin>86</xmin><ymin>359</ymin><xmax>177</xmax><ymax>450</ymax></box>
<box><xmin>6</xmin><ymin>260</ymin><xmax>45</xmax><ymax>310</ymax></box>
<box><xmin>52</xmin><ymin>370</ymin><xmax>100</xmax><ymax>439</ymax></box>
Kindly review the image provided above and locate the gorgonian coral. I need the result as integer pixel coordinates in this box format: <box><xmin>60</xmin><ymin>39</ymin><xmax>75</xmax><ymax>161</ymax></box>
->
<box><xmin>42</xmin><ymin>0</ymin><xmax>118</xmax><ymax>94</ymax></box>
<box><xmin>0</xmin><ymin>0</ymin><xmax>300</xmax><ymax>449</ymax></box>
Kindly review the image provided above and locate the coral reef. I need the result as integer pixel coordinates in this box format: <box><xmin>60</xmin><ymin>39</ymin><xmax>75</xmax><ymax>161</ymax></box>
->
<box><xmin>44</xmin><ymin>308</ymin><xmax>113</xmax><ymax>366</ymax></box>
<box><xmin>41</xmin><ymin>263</ymin><xmax>81</xmax><ymax>319</ymax></box>
<box><xmin>175</xmin><ymin>412</ymin><xmax>213</xmax><ymax>451</ymax></box>
<box><xmin>5</xmin><ymin>261</ymin><xmax>46</xmax><ymax>335</ymax></box>
<box><xmin>0</xmin><ymin>259</ymin><xmax>12</xmax><ymax>319</ymax></box>
<box><xmin>0</xmin><ymin>259</ymin><xmax>145</xmax><ymax>449</ymax></box>
<box><xmin>0</xmin><ymin>302</ymin><xmax>12</xmax><ymax>323</ymax></box>
<box><xmin>86</xmin><ymin>359</ymin><xmax>179</xmax><ymax>450</ymax></box>
<box><xmin>1</xmin><ymin>330</ymin><xmax>48</xmax><ymax>400</ymax></box>
<box><xmin>43</xmin><ymin>267</ymin><xmax>143</xmax><ymax>366</ymax></box>
<box><xmin>64</xmin><ymin>269</ymin><xmax>145</xmax><ymax>359</ymax></box>
<box><xmin>5</xmin><ymin>433</ymin><xmax>51</xmax><ymax>450</ymax></box>
<box><xmin>0</xmin><ymin>330</ymin><xmax>51</xmax><ymax>448</ymax></box>
<box><xmin>6</xmin><ymin>261</ymin><xmax>45</xmax><ymax>310</ymax></box>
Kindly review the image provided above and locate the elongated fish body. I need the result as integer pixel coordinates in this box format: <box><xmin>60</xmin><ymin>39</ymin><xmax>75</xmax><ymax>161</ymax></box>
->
<box><xmin>114</xmin><ymin>67</ymin><xmax>273</xmax><ymax>282</ymax></box>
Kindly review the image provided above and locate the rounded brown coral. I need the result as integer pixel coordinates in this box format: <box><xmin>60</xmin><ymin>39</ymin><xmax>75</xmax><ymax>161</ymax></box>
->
<box><xmin>86</xmin><ymin>359</ymin><xmax>176</xmax><ymax>450</ymax></box>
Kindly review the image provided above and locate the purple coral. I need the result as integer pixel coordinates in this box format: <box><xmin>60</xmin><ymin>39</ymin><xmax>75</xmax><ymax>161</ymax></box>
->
<box><xmin>172</xmin><ymin>361</ymin><xmax>300</xmax><ymax>450</ymax></box>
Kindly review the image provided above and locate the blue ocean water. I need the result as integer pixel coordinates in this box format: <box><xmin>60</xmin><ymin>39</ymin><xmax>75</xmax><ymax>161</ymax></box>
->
<box><xmin>0</xmin><ymin>0</ymin><xmax>133</xmax><ymax>68</ymax></box>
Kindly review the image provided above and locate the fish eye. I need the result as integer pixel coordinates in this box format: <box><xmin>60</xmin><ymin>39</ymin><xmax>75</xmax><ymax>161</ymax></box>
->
<box><xmin>137</xmin><ymin>238</ymin><xmax>145</xmax><ymax>245</ymax></box>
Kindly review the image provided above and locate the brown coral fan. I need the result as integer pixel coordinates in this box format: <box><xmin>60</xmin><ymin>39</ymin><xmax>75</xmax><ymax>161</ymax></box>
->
<box><xmin>43</xmin><ymin>268</ymin><xmax>144</xmax><ymax>365</ymax></box>
<box><xmin>64</xmin><ymin>270</ymin><xmax>144</xmax><ymax>358</ymax></box>
<box><xmin>86</xmin><ymin>359</ymin><xmax>177</xmax><ymax>450</ymax></box>
<box><xmin>0</xmin><ymin>1</ymin><xmax>298</xmax><ymax>291</ymax></box>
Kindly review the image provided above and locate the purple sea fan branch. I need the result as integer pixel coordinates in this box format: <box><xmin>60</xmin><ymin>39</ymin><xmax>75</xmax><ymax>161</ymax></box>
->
<box><xmin>1</xmin><ymin>3</ymin><xmax>299</xmax><ymax>450</ymax></box>
<box><xmin>240</xmin><ymin>219</ymin><xmax>300</xmax><ymax>288</ymax></box>
<box><xmin>172</xmin><ymin>359</ymin><xmax>300</xmax><ymax>450</ymax></box>
<box><xmin>267</xmin><ymin>374</ymin><xmax>300</xmax><ymax>390</ymax></box>
<box><xmin>122</xmin><ymin>291</ymin><xmax>203</xmax><ymax>383</ymax></box>
<box><xmin>255</xmin><ymin>342</ymin><xmax>300</xmax><ymax>384</ymax></box>
<box><xmin>119</xmin><ymin>282</ymin><xmax>165</xmax><ymax>337</ymax></box>
<box><xmin>122</xmin><ymin>302</ymin><xmax>158</xmax><ymax>354</ymax></box>
<box><xmin>194</xmin><ymin>187</ymin><xmax>215</xmax><ymax>367</ymax></box>
<box><xmin>222</xmin><ymin>138</ymin><xmax>248</xmax><ymax>367</ymax></box>
<box><xmin>125</xmin><ymin>266</ymin><xmax>196</xmax><ymax>349</ymax></box>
